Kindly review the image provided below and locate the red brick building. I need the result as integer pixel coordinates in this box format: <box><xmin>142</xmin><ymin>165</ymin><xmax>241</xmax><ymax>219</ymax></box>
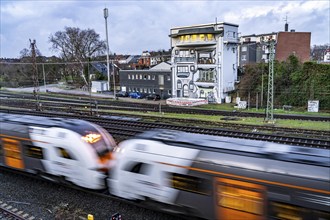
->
<box><xmin>275</xmin><ymin>31</ymin><xmax>311</xmax><ymax>62</ymax></box>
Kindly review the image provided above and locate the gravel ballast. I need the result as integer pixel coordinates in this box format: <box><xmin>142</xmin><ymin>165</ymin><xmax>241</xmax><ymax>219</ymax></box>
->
<box><xmin>0</xmin><ymin>169</ymin><xmax>185</xmax><ymax>220</ymax></box>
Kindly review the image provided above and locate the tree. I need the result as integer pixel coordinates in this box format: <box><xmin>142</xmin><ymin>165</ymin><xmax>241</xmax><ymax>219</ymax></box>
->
<box><xmin>49</xmin><ymin>27</ymin><xmax>106</xmax><ymax>86</ymax></box>
<box><xmin>311</xmin><ymin>44</ymin><xmax>329</xmax><ymax>61</ymax></box>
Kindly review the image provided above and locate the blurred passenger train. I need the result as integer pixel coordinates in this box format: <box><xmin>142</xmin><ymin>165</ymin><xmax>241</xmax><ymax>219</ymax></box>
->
<box><xmin>109</xmin><ymin>129</ymin><xmax>330</xmax><ymax>220</ymax></box>
<box><xmin>0</xmin><ymin>113</ymin><xmax>116</xmax><ymax>190</ymax></box>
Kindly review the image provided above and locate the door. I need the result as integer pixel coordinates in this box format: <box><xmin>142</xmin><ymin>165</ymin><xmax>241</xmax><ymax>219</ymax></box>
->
<box><xmin>49</xmin><ymin>146</ymin><xmax>82</xmax><ymax>185</ymax></box>
<box><xmin>215</xmin><ymin>178</ymin><xmax>266</xmax><ymax>220</ymax></box>
<box><xmin>2</xmin><ymin>138</ymin><xmax>24</xmax><ymax>169</ymax></box>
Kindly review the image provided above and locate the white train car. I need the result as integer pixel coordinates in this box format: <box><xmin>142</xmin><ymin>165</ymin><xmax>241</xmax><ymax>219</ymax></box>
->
<box><xmin>109</xmin><ymin>129</ymin><xmax>330</xmax><ymax>220</ymax></box>
<box><xmin>0</xmin><ymin>113</ymin><xmax>117</xmax><ymax>190</ymax></box>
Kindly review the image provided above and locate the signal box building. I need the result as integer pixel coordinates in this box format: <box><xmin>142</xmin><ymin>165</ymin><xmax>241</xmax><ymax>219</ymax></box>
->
<box><xmin>169</xmin><ymin>22</ymin><xmax>239</xmax><ymax>103</ymax></box>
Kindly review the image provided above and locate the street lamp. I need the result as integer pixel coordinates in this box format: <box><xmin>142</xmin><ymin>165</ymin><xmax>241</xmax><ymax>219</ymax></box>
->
<box><xmin>104</xmin><ymin>8</ymin><xmax>110</xmax><ymax>93</ymax></box>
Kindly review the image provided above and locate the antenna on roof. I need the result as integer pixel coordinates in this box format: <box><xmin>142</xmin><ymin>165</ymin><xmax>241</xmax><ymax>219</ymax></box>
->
<box><xmin>215</xmin><ymin>17</ymin><xmax>218</xmax><ymax>24</ymax></box>
<box><xmin>284</xmin><ymin>13</ymin><xmax>289</xmax><ymax>32</ymax></box>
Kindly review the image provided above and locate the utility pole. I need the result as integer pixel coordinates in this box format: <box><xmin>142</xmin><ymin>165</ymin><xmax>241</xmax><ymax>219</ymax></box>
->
<box><xmin>261</xmin><ymin>61</ymin><xmax>264</xmax><ymax>108</ymax></box>
<box><xmin>265</xmin><ymin>39</ymin><xmax>276</xmax><ymax>123</ymax></box>
<box><xmin>30</xmin><ymin>39</ymin><xmax>41</xmax><ymax>111</ymax></box>
<box><xmin>104</xmin><ymin>8</ymin><xmax>111</xmax><ymax>93</ymax></box>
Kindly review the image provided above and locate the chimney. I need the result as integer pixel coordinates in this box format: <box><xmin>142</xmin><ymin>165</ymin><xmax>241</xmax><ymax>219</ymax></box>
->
<box><xmin>290</xmin><ymin>29</ymin><xmax>295</xmax><ymax>32</ymax></box>
<box><xmin>285</xmin><ymin>22</ymin><xmax>288</xmax><ymax>32</ymax></box>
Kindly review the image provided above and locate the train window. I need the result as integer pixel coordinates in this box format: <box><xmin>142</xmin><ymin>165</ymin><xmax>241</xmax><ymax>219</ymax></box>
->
<box><xmin>267</xmin><ymin>201</ymin><xmax>328</xmax><ymax>220</ymax></box>
<box><xmin>125</xmin><ymin>162</ymin><xmax>150</xmax><ymax>175</ymax></box>
<box><xmin>25</xmin><ymin>145</ymin><xmax>44</xmax><ymax>159</ymax></box>
<box><xmin>57</xmin><ymin>147</ymin><xmax>74</xmax><ymax>160</ymax></box>
<box><xmin>169</xmin><ymin>173</ymin><xmax>210</xmax><ymax>195</ymax></box>
<box><xmin>216</xmin><ymin>178</ymin><xmax>264</xmax><ymax>216</ymax></box>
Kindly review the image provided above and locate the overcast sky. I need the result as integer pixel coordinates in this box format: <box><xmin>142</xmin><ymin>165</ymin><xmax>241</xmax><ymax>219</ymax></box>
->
<box><xmin>1</xmin><ymin>0</ymin><xmax>329</xmax><ymax>58</ymax></box>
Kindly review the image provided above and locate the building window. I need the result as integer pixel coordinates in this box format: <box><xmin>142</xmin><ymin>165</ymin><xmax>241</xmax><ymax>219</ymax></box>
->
<box><xmin>190</xmin><ymin>65</ymin><xmax>195</xmax><ymax>72</ymax></box>
<box><xmin>179</xmin><ymin>50</ymin><xmax>189</xmax><ymax>57</ymax></box>
<box><xmin>159</xmin><ymin>75</ymin><xmax>164</xmax><ymax>86</ymax></box>
<box><xmin>207</xmin><ymin>34</ymin><xmax>214</xmax><ymax>41</ymax></box>
<box><xmin>189</xmin><ymin>83</ymin><xmax>194</xmax><ymax>90</ymax></box>
<box><xmin>177</xmin><ymin>66</ymin><xmax>190</xmax><ymax>78</ymax></box>
<box><xmin>148</xmin><ymin>75</ymin><xmax>151</xmax><ymax>80</ymax></box>
<box><xmin>242</xmin><ymin>55</ymin><xmax>247</xmax><ymax>61</ymax></box>
<box><xmin>131</xmin><ymin>75</ymin><xmax>134</xmax><ymax>80</ymax></box>
<box><xmin>152</xmin><ymin>75</ymin><xmax>156</xmax><ymax>80</ymax></box>
<box><xmin>167</xmin><ymin>75</ymin><xmax>171</xmax><ymax>81</ymax></box>
<box><xmin>128</xmin><ymin>74</ymin><xmax>131</xmax><ymax>79</ymax></box>
<box><xmin>168</xmin><ymin>90</ymin><xmax>172</xmax><ymax>95</ymax></box>
<box><xmin>199</xmin><ymin>69</ymin><xmax>215</xmax><ymax>82</ymax></box>
<box><xmin>144</xmin><ymin>75</ymin><xmax>147</xmax><ymax>80</ymax></box>
<box><xmin>177</xmin><ymin>80</ymin><xmax>182</xmax><ymax>89</ymax></box>
<box><xmin>139</xmin><ymin>74</ymin><xmax>142</xmax><ymax>79</ymax></box>
<box><xmin>242</xmin><ymin>46</ymin><xmax>247</xmax><ymax>52</ymax></box>
<box><xmin>177</xmin><ymin>66</ymin><xmax>189</xmax><ymax>72</ymax></box>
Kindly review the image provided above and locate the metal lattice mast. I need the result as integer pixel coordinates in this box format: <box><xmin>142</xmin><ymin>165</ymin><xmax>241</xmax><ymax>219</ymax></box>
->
<box><xmin>265</xmin><ymin>40</ymin><xmax>275</xmax><ymax>122</ymax></box>
<box><xmin>30</xmin><ymin>39</ymin><xmax>40</xmax><ymax>111</ymax></box>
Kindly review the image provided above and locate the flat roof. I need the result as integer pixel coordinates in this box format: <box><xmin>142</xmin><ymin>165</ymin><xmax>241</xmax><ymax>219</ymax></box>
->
<box><xmin>171</xmin><ymin>22</ymin><xmax>239</xmax><ymax>31</ymax></box>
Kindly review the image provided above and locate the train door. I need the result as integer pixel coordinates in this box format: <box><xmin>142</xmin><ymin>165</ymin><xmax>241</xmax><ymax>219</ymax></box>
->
<box><xmin>121</xmin><ymin>161</ymin><xmax>161</xmax><ymax>201</ymax></box>
<box><xmin>46</xmin><ymin>145</ymin><xmax>82</xmax><ymax>185</ymax></box>
<box><xmin>214</xmin><ymin>178</ymin><xmax>266</xmax><ymax>220</ymax></box>
<box><xmin>2</xmin><ymin>138</ymin><xmax>24</xmax><ymax>169</ymax></box>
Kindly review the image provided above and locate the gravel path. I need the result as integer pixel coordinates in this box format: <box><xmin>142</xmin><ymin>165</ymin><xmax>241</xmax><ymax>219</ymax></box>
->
<box><xmin>0</xmin><ymin>169</ymin><xmax>183</xmax><ymax>220</ymax></box>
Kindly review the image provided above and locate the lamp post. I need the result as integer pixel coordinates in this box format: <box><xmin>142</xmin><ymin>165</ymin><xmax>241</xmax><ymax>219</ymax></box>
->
<box><xmin>104</xmin><ymin>8</ymin><xmax>110</xmax><ymax>93</ymax></box>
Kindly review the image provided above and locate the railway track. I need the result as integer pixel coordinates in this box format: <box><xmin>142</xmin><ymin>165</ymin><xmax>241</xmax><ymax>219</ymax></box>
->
<box><xmin>1</xmin><ymin>108</ymin><xmax>329</xmax><ymax>148</ymax></box>
<box><xmin>0</xmin><ymin>202</ymin><xmax>31</xmax><ymax>220</ymax></box>
<box><xmin>1</xmin><ymin>98</ymin><xmax>329</xmax><ymax>140</ymax></box>
<box><xmin>0</xmin><ymin>168</ymin><xmax>188</xmax><ymax>220</ymax></box>
<box><xmin>1</xmin><ymin>91</ymin><xmax>329</xmax><ymax>121</ymax></box>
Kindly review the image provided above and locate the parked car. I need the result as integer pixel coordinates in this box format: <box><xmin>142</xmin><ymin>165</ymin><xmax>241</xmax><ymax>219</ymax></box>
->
<box><xmin>128</xmin><ymin>92</ymin><xmax>145</xmax><ymax>99</ymax></box>
<box><xmin>115</xmin><ymin>91</ymin><xmax>129</xmax><ymax>97</ymax></box>
<box><xmin>146</xmin><ymin>94</ymin><xmax>161</xmax><ymax>101</ymax></box>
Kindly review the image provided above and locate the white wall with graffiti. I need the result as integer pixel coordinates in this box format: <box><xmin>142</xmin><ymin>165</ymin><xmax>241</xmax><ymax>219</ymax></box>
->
<box><xmin>170</xmin><ymin>22</ymin><xmax>239</xmax><ymax>103</ymax></box>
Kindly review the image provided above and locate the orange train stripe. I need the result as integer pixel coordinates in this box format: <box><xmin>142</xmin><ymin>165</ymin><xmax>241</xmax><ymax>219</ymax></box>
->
<box><xmin>0</xmin><ymin>134</ymin><xmax>48</xmax><ymax>144</ymax></box>
<box><xmin>159</xmin><ymin>162</ymin><xmax>330</xmax><ymax>195</ymax></box>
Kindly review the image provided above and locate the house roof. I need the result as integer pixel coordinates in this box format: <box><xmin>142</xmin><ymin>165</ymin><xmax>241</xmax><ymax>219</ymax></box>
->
<box><xmin>150</xmin><ymin>61</ymin><xmax>171</xmax><ymax>71</ymax></box>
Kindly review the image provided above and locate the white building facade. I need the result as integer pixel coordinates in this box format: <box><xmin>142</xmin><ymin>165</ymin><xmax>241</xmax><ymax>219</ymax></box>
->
<box><xmin>170</xmin><ymin>22</ymin><xmax>239</xmax><ymax>103</ymax></box>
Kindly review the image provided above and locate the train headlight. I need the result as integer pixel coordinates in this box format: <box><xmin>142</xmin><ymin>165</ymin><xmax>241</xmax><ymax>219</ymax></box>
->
<box><xmin>82</xmin><ymin>133</ymin><xmax>101</xmax><ymax>144</ymax></box>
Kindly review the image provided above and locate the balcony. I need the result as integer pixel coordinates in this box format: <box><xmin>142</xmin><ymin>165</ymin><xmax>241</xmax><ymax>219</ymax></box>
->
<box><xmin>175</xmin><ymin>40</ymin><xmax>217</xmax><ymax>47</ymax></box>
